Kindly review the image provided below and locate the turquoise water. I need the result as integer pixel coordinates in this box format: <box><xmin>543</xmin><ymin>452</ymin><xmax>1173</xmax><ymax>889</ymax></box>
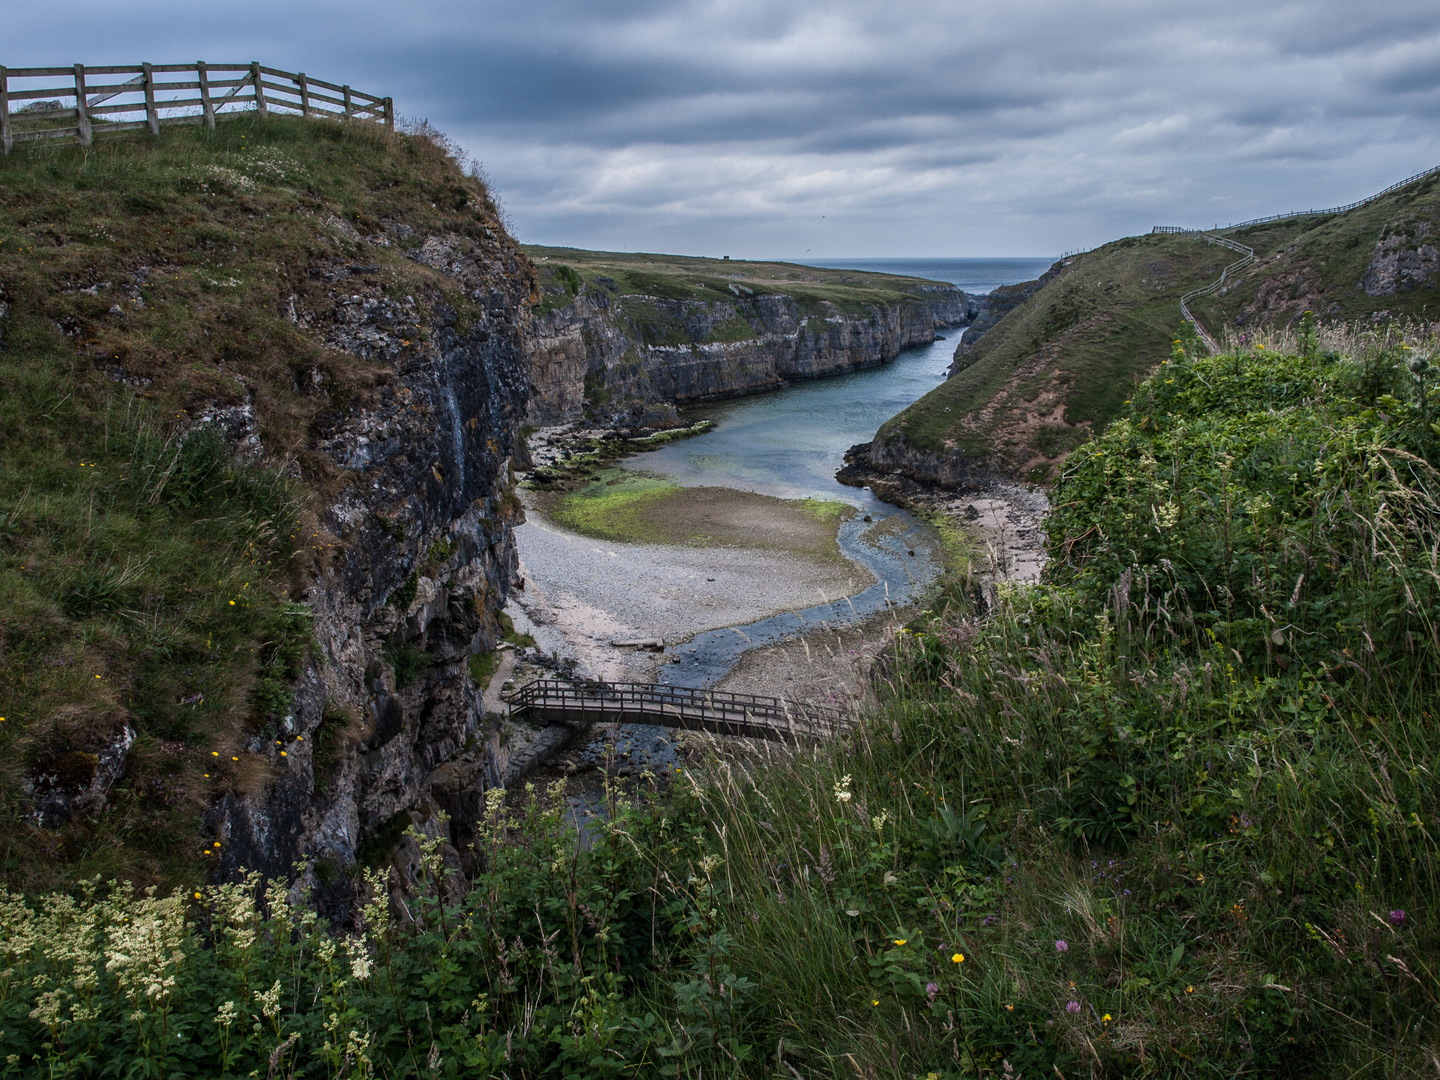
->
<box><xmin>632</xmin><ymin>335</ymin><xmax>956</xmax><ymax>513</ymax></box>
<box><xmin>626</xmin><ymin>335</ymin><xmax>964</xmax><ymax>687</ymax></box>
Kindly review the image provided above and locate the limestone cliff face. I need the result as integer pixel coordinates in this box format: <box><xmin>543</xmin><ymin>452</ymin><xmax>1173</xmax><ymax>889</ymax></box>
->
<box><xmin>527</xmin><ymin>285</ymin><xmax>977</xmax><ymax>426</ymax></box>
<box><xmin>209</xmin><ymin>230</ymin><xmax>534</xmax><ymax>910</ymax></box>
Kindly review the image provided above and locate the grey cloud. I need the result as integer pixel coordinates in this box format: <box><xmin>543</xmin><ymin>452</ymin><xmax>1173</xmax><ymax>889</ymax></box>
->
<box><xmin>9</xmin><ymin>0</ymin><xmax>1440</xmax><ymax>255</ymax></box>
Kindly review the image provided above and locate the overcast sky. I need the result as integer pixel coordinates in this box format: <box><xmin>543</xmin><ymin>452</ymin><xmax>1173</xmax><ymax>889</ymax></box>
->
<box><xmin>9</xmin><ymin>1</ymin><xmax>1440</xmax><ymax>256</ymax></box>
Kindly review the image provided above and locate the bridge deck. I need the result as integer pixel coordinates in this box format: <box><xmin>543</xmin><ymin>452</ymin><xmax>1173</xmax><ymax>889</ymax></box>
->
<box><xmin>506</xmin><ymin>679</ymin><xmax>847</xmax><ymax>742</ymax></box>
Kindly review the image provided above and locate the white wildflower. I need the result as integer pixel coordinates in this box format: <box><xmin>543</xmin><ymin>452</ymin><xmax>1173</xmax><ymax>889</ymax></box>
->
<box><xmin>216</xmin><ymin>1001</ymin><xmax>238</xmax><ymax>1030</ymax></box>
<box><xmin>255</xmin><ymin>979</ymin><xmax>282</xmax><ymax>1021</ymax></box>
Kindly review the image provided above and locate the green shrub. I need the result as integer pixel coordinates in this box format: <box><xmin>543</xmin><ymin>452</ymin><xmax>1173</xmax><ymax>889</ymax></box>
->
<box><xmin>383</xmin><ymin>636</ymin><xmax>433</xmax><ymax>690</ymax></box>
<box><xmin>5</xmin><ymin>337</ymin><xmax>1439</xmax><ymax>1076</ymax></box>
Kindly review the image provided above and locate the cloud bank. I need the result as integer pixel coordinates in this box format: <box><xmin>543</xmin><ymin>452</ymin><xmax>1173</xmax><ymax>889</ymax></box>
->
<box><xmin>9</xmin><ymin>0</ymin><xmax>1440</xmax><ymax>255</ymax></box>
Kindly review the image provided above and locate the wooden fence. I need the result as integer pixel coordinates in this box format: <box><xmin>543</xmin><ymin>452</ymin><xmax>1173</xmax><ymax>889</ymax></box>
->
<box><xmin>1152</xmin><ymin>162</ymin><xmax>1440</xmax><ymax>236</ymax></box>
<box><xmin>0</xmin><ymin>62</ymin><xmax>392</xmax><ymax>155</ymax></box>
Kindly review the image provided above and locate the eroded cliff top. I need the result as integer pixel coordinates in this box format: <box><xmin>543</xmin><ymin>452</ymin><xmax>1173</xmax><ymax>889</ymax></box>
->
<box><xmin>0</xmin><ymin>114</ymin><xmax>533</xmax><ymax>891</ymax></box>
<box><xmin>523</xmin><ymin>244</ymin><xmax>968</xmax><ymax>320</ymax></box>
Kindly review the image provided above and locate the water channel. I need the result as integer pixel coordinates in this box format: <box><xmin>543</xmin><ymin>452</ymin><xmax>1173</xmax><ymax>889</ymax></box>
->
<box><xmin>633</xmin><ymin>332</ymin><xmax>961</xmax><ymax>688</ymax></box>
<box><xmin>523</xmin><ymin>257</ymin><xmax>1054</xmax><ymax>813</ymax></box>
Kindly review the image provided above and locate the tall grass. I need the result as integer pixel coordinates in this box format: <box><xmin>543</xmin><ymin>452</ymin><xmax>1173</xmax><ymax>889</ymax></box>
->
<box><xmin>0</xmin><ymin>112</ymin><xmax>511</xmax><ymax>890</ymax></box>
<box><xmin>2</xmin><ymin>335</ymin><xmax>1438</xmax><ymax>1076</ymax></box>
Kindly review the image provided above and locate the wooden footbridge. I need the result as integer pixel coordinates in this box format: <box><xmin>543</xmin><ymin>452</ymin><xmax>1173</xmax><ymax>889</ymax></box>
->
<box><xmin>505</xmin><ymin>679</ymin><xmax>848</xmax><ymax>742</ymax></box>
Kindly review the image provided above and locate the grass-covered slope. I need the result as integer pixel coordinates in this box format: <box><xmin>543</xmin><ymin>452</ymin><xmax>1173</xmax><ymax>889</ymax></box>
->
<box><xmin>878</xmin><ymin>170</ymin><xmax>1440</xmax><ymax>484</ymax></box>
<box><xmin>524</xmin><ymin>244</ymin><xmax>962</xmax><ymax>325</ymax></box>
<box><xmin>1196</xmin><ymin>170</ymin><xmax>1440</xmax><ymax>331</ymax></box>
<box><xmin>0</xmin><ymin>115</ymin><xmax>514</xmax><ymax>891</ymax></box>
<box><xmin>2</xmin><ymin>337</ymin><xmax>1435</xmax><ymax>1076</ymax></box>
<box><xmin>875</xmin><ymin>235</ymin><xmax>1225</xmax><ymax>483</ymax></box>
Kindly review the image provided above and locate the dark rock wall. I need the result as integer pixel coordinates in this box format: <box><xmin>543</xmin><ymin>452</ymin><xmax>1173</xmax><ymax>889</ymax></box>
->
<box><xmin>867</xmin><ymin>431</ymin><xmax>992</xmax><ymax>488</ymax></box>
<box><xmin>209</xmin><ymin>230</ymin><xmax>534</xmax><ymax>911</ymax></box>
<box><xmin>948</xmin><ymin>264</ymin><xmax>1060</xmax><ymax>377</ymax></box>
<box><xmin>527</xmin><ymin>285</ymin><xmax>978</xmax><ymax>426</ymax></box>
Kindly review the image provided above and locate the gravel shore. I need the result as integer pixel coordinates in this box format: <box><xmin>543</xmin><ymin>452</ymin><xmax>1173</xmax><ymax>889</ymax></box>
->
<box><xmin>512</xmin><ymin>511</ymin><xmax>875</xmax><ymax>682</ymax></box>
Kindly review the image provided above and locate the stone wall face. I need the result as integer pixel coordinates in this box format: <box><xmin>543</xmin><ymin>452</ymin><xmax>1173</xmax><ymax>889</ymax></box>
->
<box><xmin>868</xmin><ymin>430</ymin><xmax>993</xmax><ymax>487</ymax></box>
<box><xmin>526</xmin><ymin>286</ymin><xmax>978</xmax><ymax>427</ymax></box>
<box><xmin>208</xmin><ymin>230</ymin><xmax>534</xmax><ymax>913</ymax></box>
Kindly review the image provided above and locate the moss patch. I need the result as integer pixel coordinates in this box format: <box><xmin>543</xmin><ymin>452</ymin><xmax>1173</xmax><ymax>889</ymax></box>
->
<box><xmin>544</xmin><ymin>470</ymin><xmax>854</xmax><ymax>558</ymax></box>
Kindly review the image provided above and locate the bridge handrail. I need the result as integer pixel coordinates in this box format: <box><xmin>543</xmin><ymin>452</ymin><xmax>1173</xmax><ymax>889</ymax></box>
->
<box><xmin>0</xmin><ymin>61</ymin><xmax>392</xmax><ymax>155</ymax></box>
<box><xmin>508</xmin><ymin>678</ymin><xmax>844</xmax><ymax>727</ymax></box>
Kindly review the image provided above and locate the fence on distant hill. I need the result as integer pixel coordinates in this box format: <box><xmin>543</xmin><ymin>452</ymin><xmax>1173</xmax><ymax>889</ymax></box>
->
<box><xmin>0</xmin><ymin>62</ymin><xmax>392</xmax><ymax>155</ymax></box>
<box><xmin>1151</xmin><ymin>163</ymin><xmax>1440</xmax><ymax>236</ymax></box>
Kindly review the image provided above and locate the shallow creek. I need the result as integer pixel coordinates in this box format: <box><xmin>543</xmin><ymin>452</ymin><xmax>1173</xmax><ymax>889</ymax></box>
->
<box><xmin>512</xmin><ymin>335</ymin><xmax>962</xmax><ymax>817</ymax></box>
<box><xmin>631</xmin><ymin>335</ymin><xmax>961</xmax><ymax>686</ymax></box>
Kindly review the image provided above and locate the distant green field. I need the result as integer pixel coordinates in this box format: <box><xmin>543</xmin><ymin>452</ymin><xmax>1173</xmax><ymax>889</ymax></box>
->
<box><xmin>522</xmin><ymin>244</ymin><xmax>960</xmax><ymax>322</ymax></box>
<box><xmin>878</xmin><ymin>172</ymin><xmax>1440</xmax><ymax>483</ymax></box>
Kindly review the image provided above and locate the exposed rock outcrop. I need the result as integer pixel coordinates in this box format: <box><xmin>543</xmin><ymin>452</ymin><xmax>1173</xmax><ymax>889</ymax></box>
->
<box><xmin>208</xmin><ymin>228</ymin><xmax>535</xmax><ymax>914</ymax></box>
<box><xmin>1361</xmin><ymin>222</ymin><xmax>1439</xmax><ymax>297</ymax></box>
<box><xmin>528</xmin><ymin>284</ymin><xmax>978</xmax><ymax>427</ymax></box>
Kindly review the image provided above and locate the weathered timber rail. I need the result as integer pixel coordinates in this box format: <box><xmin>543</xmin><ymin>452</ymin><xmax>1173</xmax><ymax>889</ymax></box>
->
<box><xmin>506</xmin><ymin>679</ymin><xmax>849</xmax><ymax>743</ymax></box>
<box><xmin>1149</xmin><ymin>163</ymin><xmax>1440</xmax><ymax>351</ymax></box>
<box><xmin>1152</xmin><ymin>162</ymin><xmax>1440</xmax><ymax>236</ymax></box>
<box><xmin>0</xmin><ymin>62</ymin><xmax>392</xmax><ymax>155</ymax></box>
<box><xmin>1148</xmin><ymin>232</ymin><xmax>1255</xmax><ymax>353</ymax></box>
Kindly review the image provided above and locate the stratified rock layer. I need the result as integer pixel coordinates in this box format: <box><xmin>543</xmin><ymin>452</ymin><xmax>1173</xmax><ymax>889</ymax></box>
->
<box><xmin>209</xmin><ymin>228</ymin><xmax>534</xmax><ymax>912</ymax></box>
<box><xmin>527</xmin><ymin>286</ymin><xmax>978</xmax><ymax>427</ymax></box>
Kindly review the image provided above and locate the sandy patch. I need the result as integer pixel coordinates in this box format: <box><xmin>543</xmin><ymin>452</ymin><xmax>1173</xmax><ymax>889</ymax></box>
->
<box><xmin>536</xmin><ymin>474</ymin><xmax>853</xmax><ymax>560</ymax></box>
<box><xmin>512</xmin><ymin>512</ymin><xmax>874</xmax><ymax>682</ymax></box>
<box><xmin>714</xmin><ymin>607</ymin><xmax>913</xmax><ymax>715</ymax></box>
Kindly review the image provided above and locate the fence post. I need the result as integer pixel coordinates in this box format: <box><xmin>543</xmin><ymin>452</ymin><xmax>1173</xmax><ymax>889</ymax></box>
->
<box><xmin>197</xmin><ymin>61</ymin><xmax>214</xmax><ymax>129</ymax></box>
<box><xmin>1</xmin><ymin>66</ymin><xmax>12</xmax><ymax>156</ymax></box>
<box><xmin>297</xmin><ymin>72</ymin><xmax>310</xmax><ymax>118</ymax></box>
<box><xmin>343</xmin><ymin>85</ymin><xmax>352</xmax><ymax>120</ymax></box>
<box><xmin>384</xmin><ymin>97</ymin><xmax>393</xmax><ymax>132</ymax></box>
<box><xmin>251</xmin><ymin>61</ymin><xmax>267</xmax><ymax>118</ymax></box>
<box><xmin>74</xmin><ymin>64</ymin><xmax>93</xmax><ymax>147</ymax></box>
<box><xmin>141</xmin><ymin>62</ymin><xmax>159</xmax><ymax>136</ymax></box>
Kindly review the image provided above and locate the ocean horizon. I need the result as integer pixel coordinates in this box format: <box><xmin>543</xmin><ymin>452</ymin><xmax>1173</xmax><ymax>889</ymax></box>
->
<box><xmin>786</xmin><ymin>256</ymin><xmax>1057</xmax><ymax>294</ymax></box>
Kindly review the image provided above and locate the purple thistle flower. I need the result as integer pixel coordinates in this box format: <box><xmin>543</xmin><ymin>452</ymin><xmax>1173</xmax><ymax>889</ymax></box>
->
<box><xmin>926</xmin><ymin>982</ymin><xmax>939</xmax><ymax>1003</ymax></box>
<box><xmin>1390</xmin><ymin>909</ymin><xmax>1407</xmax><ymax>926</ymax></box>
<box><xmin>1055</xmin><ymin>940</ymin><xmax>1068</xmax><ymax>952</ymax></box>
<box><xmin>1066</xmin><ymin>1001</ymin><xmax>1081</xmax><ymax>1013</ymax></box>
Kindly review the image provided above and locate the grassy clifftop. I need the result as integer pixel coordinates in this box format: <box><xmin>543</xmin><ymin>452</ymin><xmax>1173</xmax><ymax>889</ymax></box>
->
<box><xmin>877</xmin><ymin>170</ymin><xmax>1440</xmax><ymax>483</ymax></box>
<box><xmin>524</xmin><ymin>244</ymin><xmax>965</xmax><ymax>323</ymax></box>
<box><xmin>0</xmin><ymin>115</ymin><xmax>518</xmax><ymax>890</ymax></box>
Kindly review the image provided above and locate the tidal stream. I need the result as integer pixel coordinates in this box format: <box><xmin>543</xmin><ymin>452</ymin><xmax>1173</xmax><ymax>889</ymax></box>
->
<box><xmin>633</xmin><ymin>334</ymin><xmax>963</xmax><ymax>686</ymax></box>
<box><xmin>524</xmin><ymin>257</ymin><xmax>1055</xmax><ymax>819</ymax></box>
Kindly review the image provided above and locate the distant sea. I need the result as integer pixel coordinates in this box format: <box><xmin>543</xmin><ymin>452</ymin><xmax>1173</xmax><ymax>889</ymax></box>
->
<box><xmin>787</xmin><ymin>257</ymin><xmax>1057</xmax><ymax>295</ymax></box>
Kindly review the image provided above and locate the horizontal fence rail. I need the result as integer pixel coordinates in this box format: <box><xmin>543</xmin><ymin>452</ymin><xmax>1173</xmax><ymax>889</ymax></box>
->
<box><xmin>506</xmin><ymin>678</ymin><xmax>849</xmax><ymax>743</ymax></box>
<box><xmin>1144</xmin><ymin>230</ymin><xmax>1256</xmax><ymax>353</ymax></box>
<box><xmin>0</xmin><ymin>62</ymin><xmax>392</xmax><ymax>154</ymax></box>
